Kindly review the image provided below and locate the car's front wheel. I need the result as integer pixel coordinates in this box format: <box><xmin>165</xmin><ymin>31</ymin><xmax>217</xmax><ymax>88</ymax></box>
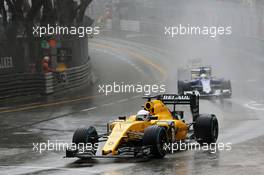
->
<box><xmin>72</xmin><ymin>126</ymin><xmax>99</xmax><ymax>155</ymax></box>
<box><xmin>142</xmin><ymin>125</ymin><xmax>168</xmax><ymax>158</ymax></box>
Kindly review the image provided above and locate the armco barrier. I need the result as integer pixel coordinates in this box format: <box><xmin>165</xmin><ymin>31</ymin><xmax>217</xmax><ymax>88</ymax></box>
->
<box><xmin>0</xmin><ymin>61</ymin><xmax>92</xmax><ymax>100</ymax></box>
<box><xmin>52</xmin><ymin>61</ymin><xmax>92</xmax><ymax>93</ymax></box>
<box><xmin>0</xmin><ymin>73</ymin><xmax>45</xmax><ymax>99</ymax></box>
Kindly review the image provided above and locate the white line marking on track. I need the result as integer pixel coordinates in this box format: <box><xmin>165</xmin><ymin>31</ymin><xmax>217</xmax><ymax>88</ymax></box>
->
<box><xmin>117</xmin><ymin>98</ymin><xmax>129</xmax><ymax>103</ymax></box>
<box><xmin>101</xmin><ymin>102</ymin><xmax>114</xmax><ymax>107</ymax></box>
<box><xmin>81</xmin><ymin>107</ymin><xmax>97</xmax><ymax>112</ymax></box>
<box><xmin>130</xmin><ymin>95</ymin><xmax>141</xmax><ymax>99</ymax></box>
<box><xmin>244</xmin><ymin>101</ymin><xmax>264</xmax><ymax>111</ymax></box>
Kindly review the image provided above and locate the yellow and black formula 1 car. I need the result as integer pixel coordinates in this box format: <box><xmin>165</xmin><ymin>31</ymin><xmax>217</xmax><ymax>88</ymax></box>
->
<box><xmin>66</xmin><ymin>94</ymin><xmax>218</xmax><ymax>159</ymax></box>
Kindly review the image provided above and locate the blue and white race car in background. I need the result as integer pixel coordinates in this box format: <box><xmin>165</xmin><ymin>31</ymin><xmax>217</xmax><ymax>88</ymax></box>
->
<box><xmin>178</xmin><ymin>67</ymin><xmax>232</xmax><ymax>98</ymax></box>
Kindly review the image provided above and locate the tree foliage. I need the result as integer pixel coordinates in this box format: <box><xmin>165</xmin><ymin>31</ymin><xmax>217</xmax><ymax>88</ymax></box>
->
<box><xmin>0</xmin><ymin>0</ymin><xmax>93</xmax><ymax>37</ymax></box>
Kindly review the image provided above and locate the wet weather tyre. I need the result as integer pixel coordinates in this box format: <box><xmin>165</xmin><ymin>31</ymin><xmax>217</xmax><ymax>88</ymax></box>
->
<box><xmin>178</xmin><ymin>81</ymin><xmax>184</xmax><ymax>94</ymax></box>
<box><xmin>72</xmin><ymin>126</ymin><xmax>98</xmax><ymax>145</ymax></box>
<box><xmin>142</xmin><ymin>125</ymin><xmax>168</xmax><ymax>158</ymax></box>
<box><xmin>227</xmin><ymin>80</ymin><xmax>232</xmax><ymax>98</ymax></box>
<box><xmin>178</xmin><ymin>81</ymin><xmax>189</xmax><ymax>95</ymax></box>
<box><xmin>194</xmin><ymin>114</ymin><xmax>218</xmax><ymax>144</ymax></box>
<box><xmin>222</xmin><ymin>80</ymin><xmax>232</xmax><ymax>98</ymax></box>
<box><xmin>72</xmin><ymin>127</ymin><xmax>98</xmax><ymax>155</ymax></box>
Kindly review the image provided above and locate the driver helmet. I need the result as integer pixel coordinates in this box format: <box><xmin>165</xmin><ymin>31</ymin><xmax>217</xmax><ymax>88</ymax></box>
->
<box><xmin>200</xmin><ymin>73</ymin><xmax>207</xmax><ymax>79</ymax></box>
<box><xmin>136</xmin><ymin>110</ymin><xmax>150</xmax><ymax>121</ymax></box>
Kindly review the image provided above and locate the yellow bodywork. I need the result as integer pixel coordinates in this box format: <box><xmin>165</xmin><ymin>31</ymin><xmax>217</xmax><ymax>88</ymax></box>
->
<box><xmin>102</xmin><ymin>99</ymin><xmax>188</xmax><ymax>155</ymax></box>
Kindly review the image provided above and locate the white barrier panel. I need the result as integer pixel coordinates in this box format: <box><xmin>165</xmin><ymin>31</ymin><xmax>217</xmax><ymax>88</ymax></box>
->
<box><xmin>44</xmin><ymin>73</ymin><xmax>54</xmax><ymax>94</ymax></box>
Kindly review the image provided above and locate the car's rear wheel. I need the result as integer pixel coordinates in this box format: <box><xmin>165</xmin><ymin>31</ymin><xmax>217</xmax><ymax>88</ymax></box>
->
<box><xmin>194</xmin><ymin>114</ymin><xmax>218</xmax><ymax>144</ymax></box>
<box><xmin>222</xmin><ymin>80</ymin><xmax>232</xmax><ymax>98</ymax></box>
<box><xmin>142</xmin><ymin>125</ymin><xmax>168</xmax><ymax>158</ymax></box>
<box><xmin>178</xmin><ymin>81</ymin><xmax>191</xmax><ymax>95</ymax></box>
<box><xmin>178</xmin><ymin>81</ymin><xmax>184</xmax><ymax>94</ymax></box>
<box><xmin>72</xmin><ymin>126</ymin><xmax>98</xmax><ymax>155</ymax></box>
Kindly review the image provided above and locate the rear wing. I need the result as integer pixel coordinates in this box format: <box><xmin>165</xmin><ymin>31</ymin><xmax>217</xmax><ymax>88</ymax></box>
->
<box><xmin>143</xmin><ymin>94</ymin><xmax>199</xmax><ymax>121</ymax></box>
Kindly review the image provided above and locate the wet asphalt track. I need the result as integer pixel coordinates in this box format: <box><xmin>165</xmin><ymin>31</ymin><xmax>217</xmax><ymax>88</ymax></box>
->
<box><xmin>1</xmin><ymin>0</ymin><xmax>264</xmax><ymax>174</ymax></box>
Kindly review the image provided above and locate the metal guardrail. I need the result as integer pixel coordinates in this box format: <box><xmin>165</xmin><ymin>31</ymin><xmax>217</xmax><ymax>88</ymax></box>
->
<box><xmin>0</xmin><ymin>61</ymin><xmax>92</xmax><ymax>100</ymax></box>
<box><xmin>52</xmin><ymin>61</ymin><xmax>92</xmax><ymax>93</ymax></box>
<box><xmin>0</xmin><ymin>73</ymin><xmax>45</xmax><ymax>99</ymax></box>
